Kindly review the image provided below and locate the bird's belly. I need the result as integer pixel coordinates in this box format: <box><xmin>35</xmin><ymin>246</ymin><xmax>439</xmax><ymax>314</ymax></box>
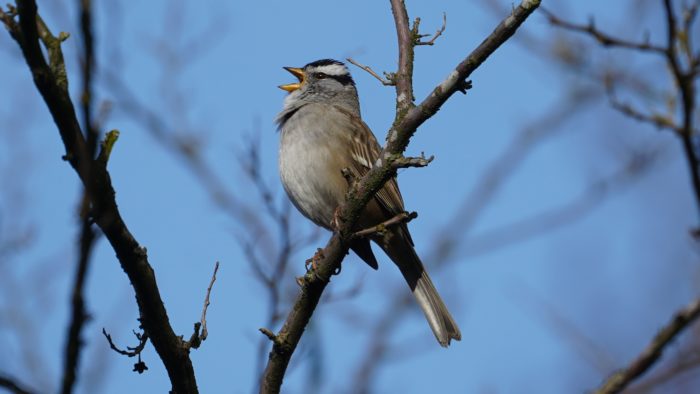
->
<box><xmin>279</xmin><ymin>134</ymin><xmax>346</xmax><ymax>229</ymax></box>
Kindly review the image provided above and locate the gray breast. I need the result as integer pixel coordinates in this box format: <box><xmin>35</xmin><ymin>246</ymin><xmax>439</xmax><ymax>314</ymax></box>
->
<box><xmin>278</xmin><ymin>103</ymin><xmax>350</xmax><ymax>229</ymax></box>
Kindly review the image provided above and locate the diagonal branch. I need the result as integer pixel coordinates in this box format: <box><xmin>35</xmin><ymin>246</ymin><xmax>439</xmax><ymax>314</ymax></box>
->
<box><xmin>258</xmin><ymin>1</ymin><xmax>541</xmax><ymax>393</ymax></box>
<box><xmin>594</xmin><ymin>297</ymin><xmax>700</xmax><ymax>394</ymax></box>
<box><xmin>390</xmin><ymin>0</ymin><xmax>416</xmax><ymax>113</ymax></box>
<box><xmin>60</xmin><ymin>1</ymin><xmax>99</xmax><ymax>393</ymax></box>
<box><xmin>345</xmin><ymin>57</ymin><xmax>395</xmax><ymax>86</ymax></box>
<box><xmin>0</xmin><ymin>374</ymin><xmax>36</xmax><ymax>394</ymax></box>
<box><xmin>2</xmin><ymin>1</ymin><xmax>200</xmax><ymax>392</ymax></box>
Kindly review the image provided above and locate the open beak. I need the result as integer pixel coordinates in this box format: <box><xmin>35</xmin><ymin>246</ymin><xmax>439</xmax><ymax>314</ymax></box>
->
<box><xmin>279</xmin><ymin>67</ymin><xmax>305</xmax><ymax>92</ymax></box>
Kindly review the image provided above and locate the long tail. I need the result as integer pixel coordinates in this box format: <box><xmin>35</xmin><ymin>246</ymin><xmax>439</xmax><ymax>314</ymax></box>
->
<box><xmin>380</xmin><ymin>230</ymin><xmax>461</xmax><ymax>347</ymax></box>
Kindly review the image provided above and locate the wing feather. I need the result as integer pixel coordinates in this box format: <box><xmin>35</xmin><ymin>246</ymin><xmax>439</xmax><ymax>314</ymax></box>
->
<box><xmin>333</xmin><ymin>105</ymin><xmax>414</xmax><ymax>245</ymax></box>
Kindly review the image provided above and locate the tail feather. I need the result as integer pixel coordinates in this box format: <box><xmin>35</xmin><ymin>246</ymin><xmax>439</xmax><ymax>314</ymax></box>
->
<box><xmin>378</xmin><ymin>230</ymin><xmax>461</xmax><ymax>347</ymax></box>
<box><xmin>413</xmin><ymin>270</ymin><xmax>461</xmax><ymax>347</ymax></box>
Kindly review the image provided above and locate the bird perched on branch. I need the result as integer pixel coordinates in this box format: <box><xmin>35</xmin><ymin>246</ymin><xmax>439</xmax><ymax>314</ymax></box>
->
<box><xmin>276</xmin><ymin>59</ymin><xmax>460</xmax><ymax>347</ymax></box>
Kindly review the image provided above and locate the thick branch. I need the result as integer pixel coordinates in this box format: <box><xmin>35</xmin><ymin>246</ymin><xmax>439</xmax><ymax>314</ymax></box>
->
<box><xmin>258</xmin><ymin>1</ymin><xmax>540</xmax><ymax>392</ymax></box>
<box><xmin>594</xmin><ymin>297</ymin><xmax>700</xmax><ymax>394</ymax></box>
<box><xmin>4</xmin><ymin>2</ymin><xmax>199</xmax><ymax>392</ymax></box>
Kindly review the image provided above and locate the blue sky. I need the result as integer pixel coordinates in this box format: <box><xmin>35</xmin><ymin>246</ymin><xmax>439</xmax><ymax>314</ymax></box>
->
<box><xmin>1</xmin><ymin>0</ymin><xmax>697</xmax><ymax>393</ymax></box>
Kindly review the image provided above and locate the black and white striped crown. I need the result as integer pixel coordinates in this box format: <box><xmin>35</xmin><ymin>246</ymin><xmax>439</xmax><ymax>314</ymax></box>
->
<box><xmin>304</xmin><ymin>59</ymin><xmax>354</xmax><ymax>86</ymax></box>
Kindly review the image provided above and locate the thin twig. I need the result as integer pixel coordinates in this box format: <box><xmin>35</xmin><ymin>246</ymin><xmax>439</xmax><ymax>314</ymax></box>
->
<box><xmin>391</xmin><ymin>154</ymin><xmax>434</xmax><ymax>169</ymax></box>
<box><xmin>199</xmin><ymin>261</ymin><xmax>219</xmax><ymax>341</ymax></box>
<box><xmin>416</xmin><ymin>12</ymin><xmax>447</xmax><ymax>46</ymax></box>
<box><xmin>346</xmin><ymin>58</ymin><xmax>395</xmax><ymax>86</ymax></box>
<box><xmin>102</xmin><ymin>327</ymin><xmax>149</xmax><ymax>358</ymax></box>
<box><xmin>184</xmin><ymin>261</ymin><xmax>220</xmax><ymax>350</ymax></box>
<box><xmin>60</xmin><ymin>202</ymin><xmax>96</xmax><ymax>394</ymax></box>
<box><xmin>541</xmin><ymin>7</ymin><xmax>666</xmax><ymax>54</ymax></box>
<box><xmin>546</xmin><ymin>1</ymin><xmax>700</xmax><ymax>224</ymax></box>
<box><xmin>594</xmin><ymin>298</ymin><xmax>700</xmax><ymax>394</ymax></box>
<box><xmin>607</xmin><ymin>94</ymin><xmax>681</xmax><ymax>134</ymax></box>
<box><xmin>352</xmin><ymin>211</ymin><xmax>418</xmax><ymax>239</ymax></box>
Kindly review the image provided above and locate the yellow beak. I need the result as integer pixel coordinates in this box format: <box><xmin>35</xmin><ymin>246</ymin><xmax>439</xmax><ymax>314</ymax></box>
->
<box><xmin>279</xmin><ymin>67</ymin><xmax>305</xmax><ymax>92</ymax></box>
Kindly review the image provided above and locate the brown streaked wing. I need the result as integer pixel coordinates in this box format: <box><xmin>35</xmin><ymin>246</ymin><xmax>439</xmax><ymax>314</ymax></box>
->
<box><xmin>333</xmin><ymin>106</ymin><xmax>411</xmax><ymax>234</ymax></box>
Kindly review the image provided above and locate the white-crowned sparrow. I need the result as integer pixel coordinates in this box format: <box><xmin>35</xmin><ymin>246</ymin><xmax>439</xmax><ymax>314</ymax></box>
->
<box><xmin>277</xmin><ymin>59</ymin><xmax>461</xmax><ymax>347</ymax></box>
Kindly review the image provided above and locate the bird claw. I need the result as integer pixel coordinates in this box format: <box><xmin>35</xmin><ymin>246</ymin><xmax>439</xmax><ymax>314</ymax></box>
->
<box><xmin>330</xmin><ymin>206</ymin><xmax>343</xmax><ymax>231</ymax></box>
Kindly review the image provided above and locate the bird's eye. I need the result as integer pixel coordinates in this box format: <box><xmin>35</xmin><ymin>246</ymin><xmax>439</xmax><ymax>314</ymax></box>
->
<box><xmin>314</xmin><ymin>72</ymin><xmax>327</xmax><ymax>79</ymax></box>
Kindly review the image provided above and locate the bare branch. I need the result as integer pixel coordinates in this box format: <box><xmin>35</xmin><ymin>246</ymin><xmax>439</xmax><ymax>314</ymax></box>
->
<box><xmin>390</xmin><ymin>0</ymin><xmax>416</xmax><ymax>113</ymax></box>
<box><xmin>3</xmin><ymin>1</ymin><xmax>200</xmax><ymax>391</ymax></box>
<box><xmin>184</xmin><ymin>261</ymin><xmax>220</xmax><ymax>349</ymax></box>
<box><xmin>545</xmin><ymin>0</ymin><xmax>700</xmax><ymax>226</ymax></box>
<box><xmin>199</xmin><ymin>261</ymin><xmax>219</xmax><ymax>341</ymax></box>
<box><xmin>102</xmin><ymin>326</ymin><xmax>149</xmax><ymax>374</ymax></box>
<box><xmin>391</xmin><ymin>153</ymin><xmax>434</xmax><ymax>169</ymax></box>
<box><xmin>346</xmin><ymin>57</ymin><xmax>395</xmax><ymax>86</ymax></box>
<box><xmin>0</xmin><ymin>374</ymin><xmax>36</xmax><ymax>394</ymax></box>
<box><xmin>541</xmin><ymin>8</ymin><xmax>666</xmax><ymax>54</ymax></box>
<box><xmin>416</xmin><ymin>12</ymin><xmax>446</xmax><ymax>46</ymax></box>
<box><xmin>627</xmin><ymin>349</ymin><xmax>700</xmax><ymax>393</ymax></box>
<box><xmin>102</xmin><ymin>326</ymin><xmax>149</xmax><ymax>358</ymax></box>
<box><xmin>352</xmin><ymin>211</ymin><xmax>417</xmax><ymax>239</ymax></box>
<box><xmin>595</xmin><ymin>298</ymin><xmax>700</xmax><ymax>394</ymax></box>
<box><xmin>259</xmin><ymin>327</ymin><xmax>279</xmax><ymax>343</ymax></box>
<box><xmin>660</xmin><ymin>0</ymin><xmax>700</xmax><ymax>223</ymax></box>
<box><xmin>607</xmin><ymin>94</ymin><xmax>681</xmax><ymax>134</ymax></box>
<box><xmin>60</xmin><ymin>1</ymin><xmax>99</xmax><ymax>392</ymax></box>
<box><xmin>60</xmin><ymin>204</ymin><xmax>97</xmax><ymax>394</ymax></box>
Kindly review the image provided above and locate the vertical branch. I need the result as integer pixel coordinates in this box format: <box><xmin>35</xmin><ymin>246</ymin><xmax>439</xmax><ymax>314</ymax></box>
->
<box><xmin>78</xmin><ymin>0</ymin><xmax>96</xmax><ymax>150</ymax></box>
<box><xmin>390</xmin><ymin>0</ymin><xmax>415</xmax><ymax>115</ymax></box>
<box><xmin>662</xmin><ymin>0</ymin><xmax>700</xmax><ymax>221</ymax></box>
<box><xmin>60</xmin><ymin>1</ymin><xmax>98</xmax><ymax>393</ymax></box>
<box><xmin>60</xmin><ymin>206</ymin><xmax>96</xmax><ymax>394</ymax></box>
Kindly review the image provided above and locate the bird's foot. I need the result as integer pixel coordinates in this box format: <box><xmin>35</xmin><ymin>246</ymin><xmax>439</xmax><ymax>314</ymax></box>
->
<box><xmin>330</xmin><ymin>206</ymin><xmax>343</xmax><ymax>231</ymax></box>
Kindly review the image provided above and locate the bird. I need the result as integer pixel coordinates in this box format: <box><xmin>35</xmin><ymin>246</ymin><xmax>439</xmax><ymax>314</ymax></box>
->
<box><xmin>276</xmin><ymin>59</ymin><xmax>461</xmax><ymax>347</ymax></box>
